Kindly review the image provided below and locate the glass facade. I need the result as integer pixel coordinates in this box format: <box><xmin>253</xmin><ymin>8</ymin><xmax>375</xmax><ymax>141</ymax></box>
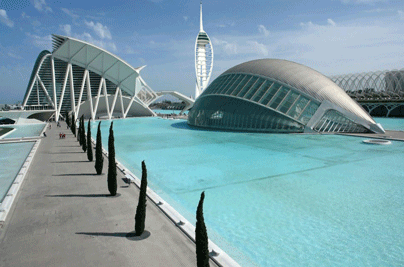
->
<box><xmin>188</xmin><ymin>95</ymin><xmax>304</xmax><ymax>133</ymax></box>
<box><xmin>189</xmin><ymin>73</ymin><xmax>321</xmax><ymax>133</ymax></box>
<box><xmin>313</xmin><ymin>109</ymin><xmax>369</xmax><ymax>133</ymax></box>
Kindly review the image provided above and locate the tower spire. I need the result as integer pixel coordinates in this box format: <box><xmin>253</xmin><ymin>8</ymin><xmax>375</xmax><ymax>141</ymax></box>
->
<box><xmin>200</xmin><ymin>1</ymin><xmax>204</xmax><ymax>32</ymax></box>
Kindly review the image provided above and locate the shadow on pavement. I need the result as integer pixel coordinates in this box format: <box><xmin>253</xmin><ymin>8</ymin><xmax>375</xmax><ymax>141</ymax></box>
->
<box><xmin>76</xmin><ymin>230</ymin><xmax>151</xmax><ymax>241</ymax></box>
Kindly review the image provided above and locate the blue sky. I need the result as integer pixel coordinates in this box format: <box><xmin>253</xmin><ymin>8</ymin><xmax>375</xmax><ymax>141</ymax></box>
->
<box><xmin>1</xmin><ymin>0</ymin><xmax>404</xmax><ymax>103</ymax></box>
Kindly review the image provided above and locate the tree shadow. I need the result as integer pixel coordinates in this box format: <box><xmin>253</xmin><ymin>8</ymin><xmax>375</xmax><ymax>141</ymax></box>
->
<box><xmin>50</xmin><ymin>152</ymin><xmax>83</xmax><ymax>154</ymax></box>
<box><xmin>46</xmin><ymin>194</ymin><xmax>109</xmax><ymax>198</ymax></box>
<box><xmin>53</xmin><ymin>173</ymin><xmax>100</xmax><ymax>176</ymax></box>
<box><xmin>76</xmin><ymin>230</ymin><xmax>150</xmax><ymax>241</ymax></box>
<box><xmin>52</xmin><ymin>160</ymin><xmax>89</xmax><ymax>163</ymax></box>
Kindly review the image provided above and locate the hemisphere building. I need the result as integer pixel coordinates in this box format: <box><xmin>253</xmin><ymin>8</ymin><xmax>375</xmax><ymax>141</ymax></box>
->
<box><xmin>188</xmin><ymin>59</ymin><xmax>385</xmax><ymax>134</ymax></box>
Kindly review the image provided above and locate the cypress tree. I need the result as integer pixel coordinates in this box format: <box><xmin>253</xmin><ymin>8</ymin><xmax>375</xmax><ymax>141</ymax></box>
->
<box><xmin>87</xmin><ymin>119</ymin><xmax>93</xmax><ymax>161</ymax></box>
<box><xmin>77</xmin><ymin>115</ymin><xmax>81</xmax><ymax>143</ymax></box>
<box><xmin>107</xmin><ymin>122</ymin><xmax>117</xmax><ymax>196</ymax></box>
<box><xmin>71</xmin><ymin>113</ymin><xmax>76</xmax><ymax>137</ymax></box>
<box><xmin>65</xmin><ymin>111</ymin><xmax>70</xmax><ymax>128</ymax></box>
<box><xmin>81</xmin><ymin>116</ymin><xmax>87</xmax><ymax>152</ymax></box>
<box><xmin>196</xmin><ymin>191</ymin><xmax>210</xmax><ymax>267</ymax></box>
<box><xmin>94</xmin><ymin>121</ymin><xmax>103</xmax><ymax>175</ymax></box>
<box><xmin>135</xmin><ymin>160</ymin><xmax>148</xmax><ymax>236</ymax></box>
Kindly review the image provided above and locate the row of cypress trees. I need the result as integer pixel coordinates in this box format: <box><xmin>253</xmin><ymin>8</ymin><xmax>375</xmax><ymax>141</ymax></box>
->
<box><xmin>66</xmin><ymin>114</ymin><xmax>208</xmax><ymax>264</ymax></box>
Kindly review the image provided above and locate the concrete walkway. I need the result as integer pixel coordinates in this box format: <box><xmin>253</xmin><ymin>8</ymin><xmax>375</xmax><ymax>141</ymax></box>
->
<box><xmin>0</xmin><ymin>121</ymin><xmax>216</xmax><ymax>267</ymax></box>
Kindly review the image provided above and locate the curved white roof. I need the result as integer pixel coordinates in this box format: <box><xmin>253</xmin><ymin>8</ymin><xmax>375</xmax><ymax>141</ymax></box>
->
<box><xmin>223</xmin><ymin>59</ymin><xmax>375</xmax><ymax>124</ymax></box>
<box><xmin>52</xmin><ymin>34</ymin><xmax>144</xmax><ymax>96</ymax></box>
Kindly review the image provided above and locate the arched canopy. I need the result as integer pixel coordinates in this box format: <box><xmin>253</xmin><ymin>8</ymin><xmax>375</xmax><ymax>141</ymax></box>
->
<box><xmin>52</xmin><ymin>34</ymin><xmax>144</xmax><ymax>96</ymax></box>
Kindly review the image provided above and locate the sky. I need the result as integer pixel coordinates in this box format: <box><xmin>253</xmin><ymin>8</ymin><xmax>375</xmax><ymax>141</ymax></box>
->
<box><xmin>1</xmin><ymin>0</ymin><xmax>404</xmax><ymax>103</ymax></box>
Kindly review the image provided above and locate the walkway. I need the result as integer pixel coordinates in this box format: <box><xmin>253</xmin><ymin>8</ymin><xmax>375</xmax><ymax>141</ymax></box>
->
<box><xmin>0</xmin><ymin>121</ymin><xmax>217</xmax><ymax>267</ymax></box>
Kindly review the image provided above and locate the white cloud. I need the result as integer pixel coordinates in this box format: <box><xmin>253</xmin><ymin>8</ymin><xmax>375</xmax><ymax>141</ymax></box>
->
<box><xmin>21</xmin><ymin>12</ymin><xmax>30</xmax><ymax>19</ymax></box>
<box><xmin>183</xmin><ymin>16</ymin><xmax>188</xmax><ymax>22</ymax></box>
<box><xmin>25</xmin><ymin>33</ymin><xmax>52</xmax><ymax>49</ymax></box>
<box><xmin>0</xmin><ymin>9</ymin><xmax>14</xmax><ymax>27</ymax></box>
<box><xmin>60</xmin><ymin>24</ymin><xmax>72</xmax><ymax>36</ymax></box>
<box><xmin>258</xmin><ymin>25</ymin><xmax>270</xmax><ymax>37</ymax></box>
<box><xmin>8</xmin><ymin>52</ymin><xmax>22</xmax><ymax>59</ymax></box>
<box><xmin>398</xmin><ymin>10</ymin><xmax>404</xmax><ymax>20</ymax></box>
<box><xmin>341</xmin><ymin>0</ymin><xmax>387</xmax><ymax>4</ymax></box>
<box><xmin>247</xmin><ymin>41</ymin><xmax>268</xmax><ymax>56</ymax></box>
<box><xmin>32</xmin><ymin>20</ymin><xmax>41</xmax><ymax>27</ymax></box>
<box><xmin>124</xmin><ymin>46</ymin><xmax>136</xmax><ymax>54</ymax></box>
<box><xmin>33</xmin><ymin>0</ymin><xmax>52</xmax><ymax>12</ymax></box>
<box><xmin>217</xmin><ymin>21</ymin><xmax>235</xmax><ymax>28</ymax></box>
<box><xmin>212</xmin><ymin>37</ymin><xmax>238</xmax><ymax>55</ymax></box>
<box><xmin>61</xmin><ymin>8</ymin><xmax>80</xmax><ymax>25</ymax></box>
<box><xmin>84</xmin><ymin>20</ymin><xmax>112</xmax><ymax>39</ymax></box>
<box><xmin>327</xmin><ymin>19</ymin><xmax>336</xmax><ymax>27</ymax></box>
<box><xmin>73</xmin><ymin>32</ymin><xmax>117</xmax><ymax>52</ymax></box>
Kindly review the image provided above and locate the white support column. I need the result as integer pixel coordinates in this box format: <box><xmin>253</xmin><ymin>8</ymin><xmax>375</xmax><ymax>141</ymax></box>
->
<box><xmin>103</xmin><ymin>79</ymin><xmax>111</xmax><ymax>119</ymax></box>
<box><xmin>51</xmin><ymin>56</ymin><xmax>58</xmax><ymax>121</ymax></box>
<box><xmin>93</xmin><ymin>77</ymin><xmax>104</xmax><ymax>119</ymax></box>
<box><xmin>69</xmin><ymin>63</ymin><xmax>76</xmax><ymax>118</ymax></box>
<box><xmin>75</xmin><ymin>70</ymin><xmax>88</xmax><ymax>118</ymax></box>
<box><xmin>110</xmin><ymin>86</ymin><xmax>120</xmax><ymax>118</ymax></box>
<box><xmin>36</xmin><ymin>80</ymin><xmax>40</xmax><ymax>105</ymax></box>
<box><xmin>37</xmin><ymin>75</ymin><xmax>55</xmax><ymax>108</ymax></box>
<box><xmin>86</xmin><ymin>71</ymin><xmax>95</xmax><ymax>120</ymax></box>
<box><xmin>119</xmin><ymin>89</ymin><xmax>125</xmax><ymax>118</ymax></box>
<box><xmin>22</xmin><ymin>75</ymin><xmax>36</xmax><ymax>107</ymax></box>
<box><xmin>57</xmin><ymin>64</ymin><xmax>71</xmax><ymax>116</ymax></box>
<box><xmin>124</xmin><ymin>93</ymin><xmax>137</xmax><ymax>118</ymax></box>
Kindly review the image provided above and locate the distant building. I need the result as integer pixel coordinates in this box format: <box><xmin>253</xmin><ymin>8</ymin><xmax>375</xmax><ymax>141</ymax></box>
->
<box><xmin>384</xmin><ymin>70</ymin><xmax>404</xmax><ymax>93</ymax></box>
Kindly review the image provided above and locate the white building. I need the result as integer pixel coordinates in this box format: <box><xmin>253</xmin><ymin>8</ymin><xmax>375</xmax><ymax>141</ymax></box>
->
<box><xmin>194</xmin><ymin>1</ymin><xmax>213</xmax><ymax>99</ymax></box>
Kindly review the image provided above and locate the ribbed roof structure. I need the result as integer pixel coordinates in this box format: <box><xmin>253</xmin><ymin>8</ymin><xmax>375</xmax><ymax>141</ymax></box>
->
<box><xmin>223</xmin><ymin>59</ymin><xmax>375</xmax><ymax>124</ymax></box>
<box><xmin>52</xmin><ymin>34</ymin><xmax>147</xmax><ymax>97</ymax></box>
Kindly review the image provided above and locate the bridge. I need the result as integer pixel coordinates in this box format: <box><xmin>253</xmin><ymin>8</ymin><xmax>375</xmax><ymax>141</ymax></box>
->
<box><xmin>151</xmin><ymin>91</ymin><xmax>195</xmax><ymax>114</ymax></box>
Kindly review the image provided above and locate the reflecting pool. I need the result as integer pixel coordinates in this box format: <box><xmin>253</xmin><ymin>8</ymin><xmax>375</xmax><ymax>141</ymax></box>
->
<box><xmin>0</xmin><ymin>142</ymin><xmax>34</xmax><ymax>201</ymax></box>
<box><xmin>3</xmin><ymin>123</ymin><xmax>46</xmax><ymax>139</ymax></box>
<box><xmin>92</xmin><ymin>117</ymin><xmax>404</xmax><ymax>267</ymax></box>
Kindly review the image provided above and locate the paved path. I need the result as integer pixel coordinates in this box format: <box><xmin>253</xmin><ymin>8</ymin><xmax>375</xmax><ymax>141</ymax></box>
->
<box><xmin>0</xmin><ymin>121</ymin><xmax>216</xmax><ymax>267</ymax></box>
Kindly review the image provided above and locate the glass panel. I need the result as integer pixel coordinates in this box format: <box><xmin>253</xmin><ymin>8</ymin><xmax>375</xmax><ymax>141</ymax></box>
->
<box><xmin>298</xmin><ymin>101</ymin><xmax>319</xmax><ymax>124</ymax></box>
<box><xmin>252</xmin><ymin>81</ymin><xmax>272</xmax><ymax>102</ymax></box>
<box><xmin>205</xmin><ymin>76</ymin><xmax>225</xmax><ymax>95</ymax></box>
<box><xmin>269</xmin><ymin>87</ymin><xmax>288</xmax><ymax>109</ymax></box>
<box><xmin>244</xmin><ymin>78</ymin><xmax>265</xmax><ymax>100</ymax></box>
<box><xmin>287</xmin><ymin>96</ymin><xmax>309</xmax><ymax>119</ymax></box>
<box><xmin>230</xmin><ymin>75</ymin><xmax>250</xmax><ymax>96</ymax></box>
<box><xmin>259</xmin><ymin>83</ymin><xmax>281</xmax><ymax>105</ymax></box>
<box><xmin>223</xmin><ymin>74</ymin><xmax>244</xmax><ymax>95</ymax></box>
<box><xmin>278</xmin><ymin>91</ymin><xmax>299</xmax><ymax>114</ymax></box>
<box><xmin>217</xmin><ymin>74</ymin><xmax>238</xmax><ymax>94</ymax></box>
<box><xmin>237</xmin><ymin>76</ymin><xmax>258</xmax><ymax>98</ymax></box>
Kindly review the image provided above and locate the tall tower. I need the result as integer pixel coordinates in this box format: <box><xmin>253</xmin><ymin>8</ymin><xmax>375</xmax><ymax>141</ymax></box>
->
<box><xmin>195</xmin><ymin>1</ymin><xmax>213</xmax><ymax>99</ymax></box>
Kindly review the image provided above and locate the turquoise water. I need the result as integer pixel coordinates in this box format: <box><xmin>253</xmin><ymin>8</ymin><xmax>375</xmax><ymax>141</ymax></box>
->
<box><xmin>375</xmin><ymin>117</ymin><xmax>404</xmax><ymax>131</ymax></box>
<box><xmin>93</xmin><ymin>117</ymin><xmax>404</xmax><ymax>267</ymax></box>
<box><xmin>4</xmin><ymin>123</ymin><xmax>46</xmax><ymax>139</ymax></box>
<box><xmin>152</xmin><ymin>109</ymin><xmax>188</xmax><ymax>115</ymax></box>
<box><xmin>0</xmin><ymin>142</ymin><xmax>34</xmax><ymax>202</ymax></box>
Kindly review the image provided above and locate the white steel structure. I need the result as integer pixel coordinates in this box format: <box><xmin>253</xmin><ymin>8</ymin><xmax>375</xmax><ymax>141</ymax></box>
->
<box><xmin>22</xmin><ymin>34</ymin><xmax>158</xmax><ymax>121</ymax></box>
<box><xmin>194</xmin><ymin>1</ymin><xmax>213</xmax><ymax>99</ymax></box>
